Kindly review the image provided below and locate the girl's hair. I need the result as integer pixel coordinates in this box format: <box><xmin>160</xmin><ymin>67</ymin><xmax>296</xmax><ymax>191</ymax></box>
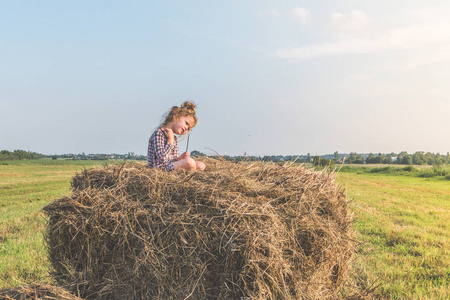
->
<box><xmin>160</xmin><ymin>101</ymin><xmax>198</xmax><ymax>128</ymax></box>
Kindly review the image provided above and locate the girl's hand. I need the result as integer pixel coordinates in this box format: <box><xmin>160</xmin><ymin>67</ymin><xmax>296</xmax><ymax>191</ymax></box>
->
<box><xmin>179</xmin><ymin>152</ymin><xmax>190</xmax><ymax>160</ymax></box>
<box><xmin>162</xmin><ymin>128</ymin><xmax>175</xmax><ymax>144</ymax></box>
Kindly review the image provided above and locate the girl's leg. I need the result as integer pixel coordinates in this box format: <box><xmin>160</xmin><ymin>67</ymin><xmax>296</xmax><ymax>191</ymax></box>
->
<box><xmin>173</xmin><ymin>157</ymin><xmax>196</xmax><ymax>171</ymax></box>
<box><xmin>196</xmin><ymin>161</ymin><xmax>206</xmax><ymax>171</ymax></box>
<box><xmin>173</xmin><ymin>158</ymin><xmax>205</xmax><ymax>171</ymax></box>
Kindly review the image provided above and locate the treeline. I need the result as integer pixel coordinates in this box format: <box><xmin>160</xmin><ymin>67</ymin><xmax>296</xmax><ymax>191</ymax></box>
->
<box><xmin>347</xmin><ymin>151</ymin><xmax>450</xmax><ymax>166</ymax></box>
<box><xmin>54</xmin><ymin>152</ymin><xmax>146</xmax><ymax>161</ymax></box>
<box><xmin>192</xmin><ymin>150</ymin><xmax>450</xmax><ymax>166</ymax></box>
<box><xmin>0</xmin><ymin>150</ymin><xmax>147</xmax><ymax>161</ymax></box>
<box><xmin>191</xmin><ymin>151</ymin><xmax>308</xmax><ymax>163</ymax></box>
<box><xmin>0</xmin><ymin>150</ymin><xmax>45</xmax><ymax>161</ymax></box>
<box><xmin>3</xmin><ymin>149</ymin><xmax>450</xmax><ymax>166</ymax></box>
<box><xmin>318</xmin><ymin>151</ymin><xmax>449</xmax><ymax>166</ymax></box>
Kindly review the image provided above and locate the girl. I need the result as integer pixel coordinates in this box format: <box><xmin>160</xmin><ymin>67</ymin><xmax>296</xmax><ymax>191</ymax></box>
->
<box><xmin>147</xmin><ymin>101</ymin><xmax>206</xmax><ymax>171</ymax></box>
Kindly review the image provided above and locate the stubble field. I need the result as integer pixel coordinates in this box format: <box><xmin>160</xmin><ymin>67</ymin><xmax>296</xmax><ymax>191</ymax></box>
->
<box><xmin>0</xmin><ymin>159</ymin><xmax>448</xmax><ymax>299</ymax></box>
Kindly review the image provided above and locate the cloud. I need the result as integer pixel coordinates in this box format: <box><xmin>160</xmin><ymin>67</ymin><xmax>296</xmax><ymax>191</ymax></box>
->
<box><xmin>328</xmin><ymin>10</ymin><xmax>369</xmax><ymax>34</ymax></box>
<box><xmin>275</xmin><ymin>37</ymin><xmax>396</xmax><ymax>59</ymax></box>
<box><xmin>288</xmin><ymin>7</ymin><xmax>311</xmax><ymax>24</ymax></box>
<box><xmin>275</xmin><ymin>8</ymin><xmax>450</xmax><ymax>60</ymax></box>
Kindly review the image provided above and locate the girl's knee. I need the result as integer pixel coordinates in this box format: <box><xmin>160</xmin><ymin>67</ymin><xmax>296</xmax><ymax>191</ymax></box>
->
<box><xmin>185</xmin><ymin>157</ymin><xmax>197</xmax><ymax>170</ymax></box>
<box><xmin>174</xmin><ymin>158</ymin><xmax>204</xmax><ymax>171</ymax></box>
<box><xmin>174</xmin><ymin>157</ymin><xmax>195</xmax><ymax>171</ymax></box>
<box><xmin>196</xmin><ymin>161</ymin><xmax>206</xmax><ymax>171</ymax></box>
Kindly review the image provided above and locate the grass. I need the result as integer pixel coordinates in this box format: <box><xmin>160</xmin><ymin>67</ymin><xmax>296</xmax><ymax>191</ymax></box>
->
<box><xmin>337</xmin><ymin>169</ymin><xmax>450</xmax><ymax>299</ymax></box>
<box><xmin>0</xmin><ymin>159</ymin><xmax>120</xmax><ymax>288</ymax></box>
<box><xmin>0</xmin><ymin>159</ymin><xmax>449</xmax><ymax>299</ymax></box>
<box><xmin>339</xmin><ymin>164</ymin><xmax>450</xmax><ymax>179</ymax></box>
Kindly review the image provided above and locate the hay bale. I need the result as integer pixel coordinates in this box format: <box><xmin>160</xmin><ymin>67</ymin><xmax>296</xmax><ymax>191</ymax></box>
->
<box><xmin>0</xmin><ymin>282</ymin><xmax>84</xmax><ymax>300</ymax></box>
<box><xmin>43</xmin><ymin>159</ymin><xmax>354</xmax><ymax>299</ymax></box>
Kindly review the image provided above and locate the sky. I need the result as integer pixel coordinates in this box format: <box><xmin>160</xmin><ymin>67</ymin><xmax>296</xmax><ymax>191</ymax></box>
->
<box><xmin>1</xmin><ymin>0</ymin><xmax>449</xmax><ymax>156</ymax></box>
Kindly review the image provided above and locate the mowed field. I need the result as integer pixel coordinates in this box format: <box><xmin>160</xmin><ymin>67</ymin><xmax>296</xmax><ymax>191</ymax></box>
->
<box><xmin>0</xmin><ymin>159</ymin><xmax>115</xmax><ymax>288</ymax></box>
<box><xmin>0</xmin><ymin>160</ymin><xmax>449</xmax><ymax>299</ymax></box>
<box><xmin>337</xmin><ymin>167</ymin><xmax>450</xmax><ymax>299</ymax></box>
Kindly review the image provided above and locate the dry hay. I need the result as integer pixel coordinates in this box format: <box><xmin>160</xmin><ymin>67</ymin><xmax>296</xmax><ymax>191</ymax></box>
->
<box><xmin>0</xmin><ymin>282</ymin><xmax>84</xmax><ymax>300</ymax></box>
<box><xmin>43</xmin><ymin>159</ymin><xmax>354</xmax><ymax>299</ymax></box>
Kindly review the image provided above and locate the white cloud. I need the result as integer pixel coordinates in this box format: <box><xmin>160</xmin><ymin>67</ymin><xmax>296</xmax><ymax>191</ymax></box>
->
<box><xmin>275</xmin><ymin>37</ymin><xmax>397</xmax><ymax>59</ymax></box>
<box><xmin>329</xmin><ymin>10</ymin><xmax>369</xmax><ymax>34</ymax></box>
<box><xmin>276</xmin><ymin>8</ymin><xmax>450</xmax><ymax>60</ymax></box>
<box><xmin>288</xmin><ymin>7</ymin><xmax>311</xmax><ymax>24</ymax></box>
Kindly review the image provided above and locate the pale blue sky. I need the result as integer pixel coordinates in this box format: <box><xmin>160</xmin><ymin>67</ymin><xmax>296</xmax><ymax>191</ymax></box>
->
<box><xmin>1</xmin><ymin>0</ymin><xmax>449</xmax><ymax>156</ymax></box>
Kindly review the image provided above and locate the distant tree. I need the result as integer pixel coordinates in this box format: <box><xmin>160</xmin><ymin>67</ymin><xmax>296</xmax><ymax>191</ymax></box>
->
<box><xmin>0</xmin><ymin>150</ymin><xmax>14</xmax><ymax>161</ymax></box>
<box><xmin>381</xmin><ymin>155</ymin><xmax>393</xmax><ymax>164</ymax></box>
<box><xmin>367</xmin><ymin>153</ymin><xmax>392</xmax><ymax>164</ymax></box>
<box><xmin>334</xmin><ymin>151</ymin><xmax>340</xmax><ymax>162</ymax></box>
<box><xmin>313</xmin><ymin>156</ymin><xmax>321</xmax><ymax>165</ymax></box>
<box><xmin>13</xmin><ymin>150</ymin><xmax>28</xmax><ymax>159</ymax></box>
<box><xmin>424</xmin><ymin>152</ymin><xmax>435</xmax><ymax>165</ymax></box>
<box><xmin>402</xmin><ymin>154</ymin><xmax>413</xmax><ymax>165</ymax></box>
<box><xmin>412</xmin><ymin>151</ymin><xmax>425</xmax><ymax>165</ymax></box>
<box><xmin>355</xmin><ymin>154</ymin><xmax>365</xmax><ymax>164</ymax></box>
<box><xmin>191</xmin><ymin>150</ymin><xmax>205</xmax><ymax>157</ymax></box>
<box><xmin>434</xmin><ymin>153</ymin><xmax>443</xmax><ymax>165</ymax></box>
<box><xmin>347</xmin><ymin>152</ymin><xmax>364</xmax><ymax>164</ymax></box>
<box><xmin>347</xmin><ymin>152</ymin><xmax>355</xmax><ymax>164</ymax></box>
<box><xmin>397</xmin><ymin>151</ymin><xmax>412</xmax><ymax>165</ymax></box>
<box><xmin>313</xmin><ymin>156</ymin><xmax>335</xmax><ymax>169</ymax></box>
<box><xmin>0</xmin><ymin>149</ymin><xmax>44</xmax><ymax>160</ymax></box>
<box><xmin>366</xmin><ymin>153</ymin><xmax>376</xmax><ymax>164</ymax></box>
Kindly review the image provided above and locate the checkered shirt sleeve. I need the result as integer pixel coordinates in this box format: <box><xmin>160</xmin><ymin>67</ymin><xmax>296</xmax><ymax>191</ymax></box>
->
<box><xmin>147</xmin><ymin>129</ymin><xmax>179</xmax><ymax>171</ymax></box>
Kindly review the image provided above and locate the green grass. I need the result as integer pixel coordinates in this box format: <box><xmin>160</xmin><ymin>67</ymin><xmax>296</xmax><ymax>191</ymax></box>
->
<box><xmin>339</xmin><ymin>164</ymin><xmax>450</xmax><ymax>179</ymax></box>
<box><xmin>1</xmin><ymin>160</ymin><xmax>449</xmax><ymax>299</ymax></box>
<box><xmin>0</xmin><ymin>159</ymin><xmax>119</xmax><ymax>288</ymax></box>
<box><xmin>337</xmin><ymin>170</ymin><xmax>450</xmax><ymax>299</ymax></box>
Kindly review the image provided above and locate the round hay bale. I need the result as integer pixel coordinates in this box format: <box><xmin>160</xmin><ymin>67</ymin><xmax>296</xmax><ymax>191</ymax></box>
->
<box><xmin>0</xmin><ymin>282</ymin><xmax>84</xmax><ymax>300</ymax></box>
<box><xmin>43</xmin><ymin>159</ymin><xmax>354</xmax><ymax>299</ymax></box>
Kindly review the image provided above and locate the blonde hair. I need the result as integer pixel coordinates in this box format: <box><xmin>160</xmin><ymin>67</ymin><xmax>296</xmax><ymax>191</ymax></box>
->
<box><xmin>160</xmin><ymin>101</ymin><xmax>198</xmax><ymax>128</ymax></box>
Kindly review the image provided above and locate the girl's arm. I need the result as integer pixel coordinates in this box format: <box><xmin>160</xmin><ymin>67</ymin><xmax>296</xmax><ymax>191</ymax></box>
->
<box><xmin>161</xmin><ymin>128</ymin><xmax>175</xmax><ymax>145</ymax></box>
<box><xmin>160</xmin><ymin>128</ymin><xmax>180</xmax><ymax>160</ymax></box>
<box><xmin>173</xmin><ymin>140</ymin><xmax>180</xmax><ymax>160</ymax></box>
<box><xmin>178</xmin><ymin>152</ymin><xmax>189</xmax><ymax>160</ymax></box>
<box><xmin>154</xmin><ymin>129</ymin><xmax>176</xmax><ymax>162</ymax></box>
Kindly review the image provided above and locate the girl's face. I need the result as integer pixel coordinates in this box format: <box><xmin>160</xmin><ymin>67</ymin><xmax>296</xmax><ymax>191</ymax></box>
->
<box><xmin>171</xmin><ymin>116</ymin><xmax>195</xmax><ymax>135</ymax></box>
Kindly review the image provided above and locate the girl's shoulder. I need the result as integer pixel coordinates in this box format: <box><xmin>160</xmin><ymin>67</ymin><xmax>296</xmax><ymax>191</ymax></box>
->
<box><xmin>150</xmin><ymin>128</ymin><xmax>164</xmax><ymax>139</ymax></box>
<box><xmin>150</xmin><ymin>128</ymin><xmax>177</xmax><ymax>142</ymax></box>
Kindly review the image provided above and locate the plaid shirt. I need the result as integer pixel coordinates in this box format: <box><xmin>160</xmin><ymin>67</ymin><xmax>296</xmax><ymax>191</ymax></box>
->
<box><xmin>147</xmin><ymin>128</ymin><xmax>179</xmax><ymax>171</ymax></box>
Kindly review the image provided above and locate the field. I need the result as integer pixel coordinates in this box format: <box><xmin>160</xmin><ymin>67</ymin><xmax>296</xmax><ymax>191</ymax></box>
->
<box><xmin>337</xmin><ymin>166</ymin><xmax>450</xmax><ymax>299</ymax></box>
<box><xmin>0</xmin><ymin>159</ymin><xmax>117</xmax><ymax>288</ymax></box>
<box><xmin>0</xmin><ymin>160</ymin><xmax>449</xmax><ymax>299</ymax></box>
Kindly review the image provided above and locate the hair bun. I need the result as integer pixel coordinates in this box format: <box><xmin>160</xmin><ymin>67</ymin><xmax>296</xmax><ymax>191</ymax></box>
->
<box><xmin>181</xmin><ymin>101</ymin><xmax>196</xmax><ymax>112</ymax></box>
